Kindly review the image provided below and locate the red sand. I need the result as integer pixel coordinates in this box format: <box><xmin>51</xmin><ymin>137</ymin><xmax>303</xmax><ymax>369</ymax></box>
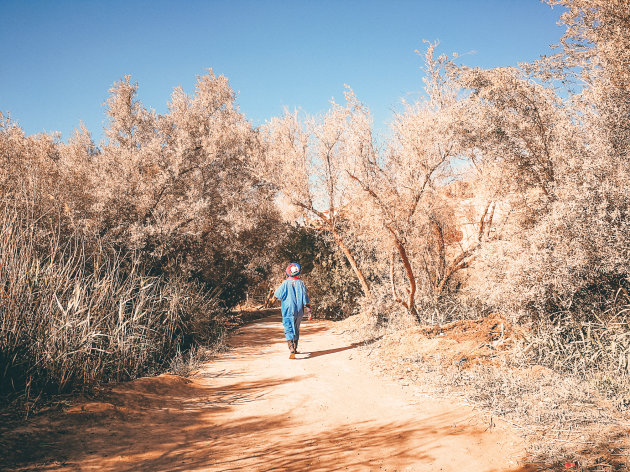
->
<box><xmin>2</xmin><ymin>313</ymin><xmax>532</xmax><ymax>471</ymax></box>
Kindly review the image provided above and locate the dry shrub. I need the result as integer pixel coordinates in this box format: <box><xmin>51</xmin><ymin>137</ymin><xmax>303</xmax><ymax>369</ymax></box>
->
<box><xmin>437</xmin><ymin>1</ymin><xmax>630</xmax><ymax>406</ymax></box>
<box><xmin>1</xmin><ymin>68</ymin><xmax>283</xmax><ymax>312</ymax></box>
<box><xmin>520</xmin><ymin>300</ymin><xmax>630</xmax><ymax>411</ymax></box>
<box><xmin>167</xmin><ymin>344</ymin><xmax>225</xmax><ymax>378</ymax></box>
<box><xmin>0</xmin><ymin>206</ymin><xmax>228</xmax><ymax>405</ymax></box>
<box><xmin>0</xmin><ymin>69</ymin><xmax>285</xmax><ymax>405</ymax></box>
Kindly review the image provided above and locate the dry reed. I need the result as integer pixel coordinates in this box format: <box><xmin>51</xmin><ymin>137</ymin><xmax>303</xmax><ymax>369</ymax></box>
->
<box><xmin>0</xmin><ymin>206</ymin><xmax>228</xmax><ymax>408</ymax></box>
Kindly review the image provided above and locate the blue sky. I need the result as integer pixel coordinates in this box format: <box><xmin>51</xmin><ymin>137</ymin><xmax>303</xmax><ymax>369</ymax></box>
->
<box><xmin>0</xmin><ymin>0</ymin><xmax>565</xmax><ymax>142</ymax></box>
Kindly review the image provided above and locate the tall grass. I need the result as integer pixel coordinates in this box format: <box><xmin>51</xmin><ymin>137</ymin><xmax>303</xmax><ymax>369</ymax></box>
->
<box><xmin>524</xmin><ymin>314</ymin><xmax>630</xmax><ymax>376</ymax></box>
<box><xmin>0</xmin><ymin>207</ymin><xmax>228</xmax><ymax>404</ymax></box>
<box><xmin>519</xmin><ymin>296</ymin><xmax>630</xmax><ymax>409</ymax></box>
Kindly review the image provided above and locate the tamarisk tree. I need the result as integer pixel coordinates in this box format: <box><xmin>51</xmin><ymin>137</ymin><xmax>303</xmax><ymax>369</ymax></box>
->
<box><xmin>343</xmin><ymin>45</ymin><xmax>493</xmax><ymax>318</ymax></box>
<box><xmin>258</xmin><ymin>103</ymin><xmax>372</xmax><ymax>298</ymax></box>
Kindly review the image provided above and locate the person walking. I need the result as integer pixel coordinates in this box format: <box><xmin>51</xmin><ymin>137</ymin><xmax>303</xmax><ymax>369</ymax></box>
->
<box><xmin>274</xmin><ymin>263</ymin><xmax>311</xmax><ymax>359</ymax></box>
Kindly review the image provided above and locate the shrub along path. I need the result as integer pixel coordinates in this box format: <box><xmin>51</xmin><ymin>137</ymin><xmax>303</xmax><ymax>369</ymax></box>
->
<box><xmin>1</xmin><ymin>311</ymin><xmax>533</xmax><ymax>471</ymax></box>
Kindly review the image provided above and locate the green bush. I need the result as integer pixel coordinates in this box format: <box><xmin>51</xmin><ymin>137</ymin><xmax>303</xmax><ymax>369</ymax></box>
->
<box><xmin>279</xmin><ymin>225</ymin><xmax>362</xmax><ymax>320</ymax></box>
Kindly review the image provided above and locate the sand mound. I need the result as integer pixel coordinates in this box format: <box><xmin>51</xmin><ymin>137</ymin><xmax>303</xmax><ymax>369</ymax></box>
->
<box><xmin>419</xmin><ymin>312</ymin><xmax>512</xmax><ymax>342</ymax></box>
<box><xmin>378</xmin><ymin>313</ymin><xmax>517</xmax><ymax>368</ymax></box>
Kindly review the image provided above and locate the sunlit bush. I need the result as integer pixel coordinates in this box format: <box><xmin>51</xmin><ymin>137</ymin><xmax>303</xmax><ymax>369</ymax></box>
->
<box><xmin>0</xmin><ymin>207</ymin><xmax>228</xmax><ymax>401</ymax></box>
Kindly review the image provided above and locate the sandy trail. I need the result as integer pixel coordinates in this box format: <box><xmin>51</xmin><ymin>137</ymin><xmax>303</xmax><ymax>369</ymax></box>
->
<box><xmin>2</xmin><ymin>313</ymin><xmax>532</xmax><ymax>472</ymax></box>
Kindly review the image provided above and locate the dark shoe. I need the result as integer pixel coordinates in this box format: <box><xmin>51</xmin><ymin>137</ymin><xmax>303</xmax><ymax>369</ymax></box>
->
<box><xmin>294</xmin><ymin>339</ymin><xmax>299</xmax><ymax>353</ymax></box>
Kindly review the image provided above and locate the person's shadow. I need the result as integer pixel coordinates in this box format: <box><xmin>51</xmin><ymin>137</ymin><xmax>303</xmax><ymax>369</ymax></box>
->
<box><xmin>299</xmin><ymin>342</ymin><xmax>364</xmax><ymax>359</ymax></box>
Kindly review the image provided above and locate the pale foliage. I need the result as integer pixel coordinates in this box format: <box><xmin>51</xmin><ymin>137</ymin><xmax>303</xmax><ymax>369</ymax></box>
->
<box><xmin>343</xmin><ymin>46</ymin><xmax>479</xmax><ymax>318</ymax></box>
<box><xmin>258</xmin><ymin>98</ymin><xmax>372</xmax><ymax>298</ymax></box>
<box><xmin>457</xmin><ymin>1</ymin><xmax>630</xmax><ymax>315</ymax></box>
<box><xmin>63</xmin><ymin>71</ymin><xmax>280</xmax><ymax>304</ymax></box>
<box><xmin>0</xmin><ymin>70</ymin><xmax>285</xmax><ymax>400</ymax></box>
<box><xmin>258</xmin><ymin>46</ymin><xmax>491</xmax><ymax>319</ymax></box>
<box><xmin>259</xmin><ymin>2</ymin><xmax>629</xmax><ymax>333</ymax></box>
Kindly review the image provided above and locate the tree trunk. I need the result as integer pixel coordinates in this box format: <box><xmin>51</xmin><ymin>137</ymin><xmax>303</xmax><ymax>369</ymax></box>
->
<box><xmin>331</xmin><ymin>227</ymin><xmax>372</xmax><ymax>299</ymax></box>
<box><xmin>388</xmin><ymin>226</ymin><xmax>418</xmax><ymax>319</ymax></box>
<box><xmin>295</xmin><ymin>201</ymin><xmax>371</xmax><ymax>299</ymax></box>
<box><xmin>390</xmin><ymin>250</ymin><xmax>402</xmax><ymax>304</ymax></box>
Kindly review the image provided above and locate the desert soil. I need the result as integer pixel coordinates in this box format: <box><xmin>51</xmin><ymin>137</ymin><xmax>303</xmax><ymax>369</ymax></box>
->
<box><xmin>1</xmin><ymin>312</ymin><xmax>534</xmax><ymax>472</ymax></box>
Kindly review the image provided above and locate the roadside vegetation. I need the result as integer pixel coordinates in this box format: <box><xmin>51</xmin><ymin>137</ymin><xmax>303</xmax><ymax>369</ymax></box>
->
<box><xmin>0</xmin><ymin>71</ymin><xmax>283</xmax><ymax>408</ymax></box>
<box><xmin>1</xmin><ymin>0</ymin><xmax>629</xmax><ymax>466</ymax></box>
<box><xmin>259</xmin><ymin>0</ymin><xmax>630</xmax><ymax>467</ymax></box>
<box><xmin>260</xmin><ymin>0</ymin><xmax>630</xmax><ymax>401</ymax></box>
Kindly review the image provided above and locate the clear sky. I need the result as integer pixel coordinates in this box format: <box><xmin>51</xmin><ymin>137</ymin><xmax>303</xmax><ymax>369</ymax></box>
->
<box><xmin>0</xmin><ymin>0</ymin><xmax>565</xmax><ymax>142</ymax></box>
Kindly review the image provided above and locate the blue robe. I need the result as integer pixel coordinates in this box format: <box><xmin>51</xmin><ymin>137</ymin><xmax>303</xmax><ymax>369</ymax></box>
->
<box><xmin>274</xmin><ymin>278</ymin><xmax>310</xmax><ymax>341</ymax></box>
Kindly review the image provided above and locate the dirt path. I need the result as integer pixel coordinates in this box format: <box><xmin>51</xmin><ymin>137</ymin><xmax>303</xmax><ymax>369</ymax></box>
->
<box><xmin>2</xmin><ymin>313</ymin><xmax>533</xmax><ymax>472</ymax></box>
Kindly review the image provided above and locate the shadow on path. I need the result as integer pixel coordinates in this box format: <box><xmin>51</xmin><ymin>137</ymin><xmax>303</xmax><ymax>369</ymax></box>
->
<box><xmin>300</xmin><ymin>341</ymin><xmax>363</xmax><ymax>359</ymax></box>
<box><xmin>226</xmin><ymin>314</ymin><xmax>330</xmax><ymax>353</ymax></box>
<box><xmin>1</xmin><ymin>393</ymin><xmax>521</xmax><ymax>472</ymax></box>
